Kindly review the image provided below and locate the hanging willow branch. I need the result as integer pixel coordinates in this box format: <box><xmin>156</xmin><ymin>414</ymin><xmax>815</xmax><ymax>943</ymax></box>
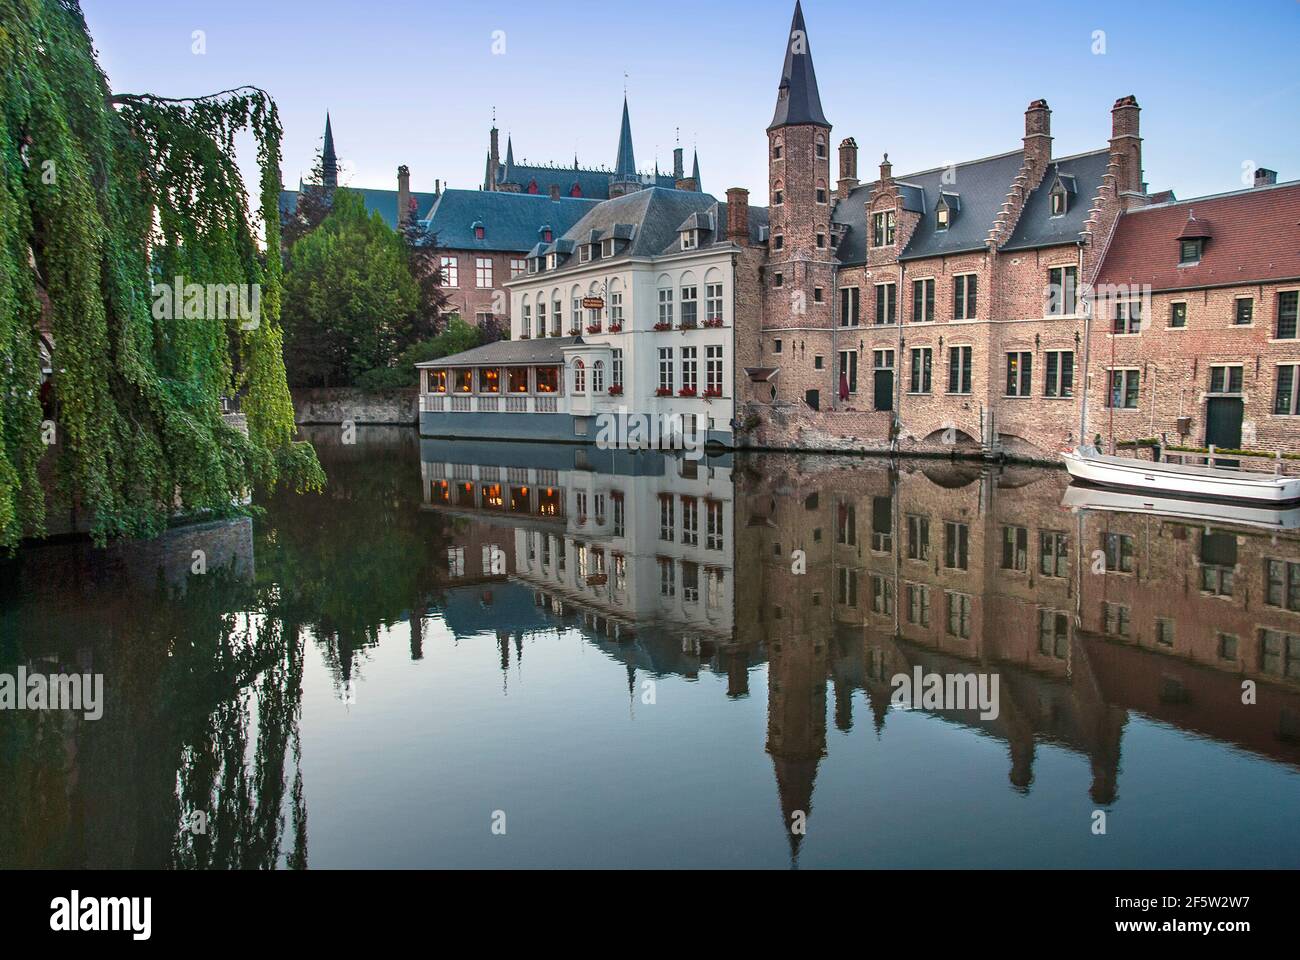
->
<box><xmin>0</xmin><ymin>0</ymin><xmax>322</xmax><ymax>548</ymax></box>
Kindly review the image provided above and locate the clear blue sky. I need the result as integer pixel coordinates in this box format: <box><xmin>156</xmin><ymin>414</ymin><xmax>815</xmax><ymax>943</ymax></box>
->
<box><xmin>83</xmin><ymin>0</ymin><xmax>1300</xmax><ymax>203</ymax></box>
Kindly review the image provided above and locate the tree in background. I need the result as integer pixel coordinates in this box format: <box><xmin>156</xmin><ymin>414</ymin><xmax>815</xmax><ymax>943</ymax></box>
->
<box><xmin>398</xmin><ymin>205</ymin><xmax>451</xmax><ymax>343</ymax></box>
<box><xmin>281</xmin><ymin>190</ymin><xmax>418</xmax><ymax>387</ymax></box>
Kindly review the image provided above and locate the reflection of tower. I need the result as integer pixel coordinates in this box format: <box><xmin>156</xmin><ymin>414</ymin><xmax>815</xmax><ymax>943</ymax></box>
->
<box><xmin>767</xmin><ymin>630</ymin><xmax>827</xmax><ymax>866</ymax></box>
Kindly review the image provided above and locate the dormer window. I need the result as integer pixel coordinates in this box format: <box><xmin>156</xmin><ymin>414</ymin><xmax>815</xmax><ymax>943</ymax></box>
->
<box><xmin>528</xmin><ymin>258</ymin><xmax>539</xmax><ymax>275</ymax></box>
<box><xmin>603</xmin><ymin>238</ymin><xmax>615</xmax><ymax>258</ymax></box>
<box><xmin>580</xmin><ymin>245</ymin><xmax>591</xmax><ymax>264</ymax></box>
<box><xmin>1177</xmin><ymin>211</ymin><xmax>1211</xmax><ymax>265</ymax></box>
<box><xmin>681</xmin><ymin>230</ymin><xmax>698</xmax><ymax>251</ymax></box>
<box><xmin>542</xmin><ymin>227</ymin><xmax>553</xmax><ymax>243</ymax></box>
<box><xmin>547</xmin><ymin>253</ymin><xmax>558</xmax><ymax>270</ymax></box>
<box><xmin>472</xmin><ymin>220</ymin><xmax>485</xmax><ymax>240</ymax></box>
<box><xmin>1050</xmin><ymin>187</ymin><xmax>1067</xmax><ymax>217</ymax></box>
<box><xmin>871</xmin><ymin>210</ymin><xmax>896</xmax><ymax>247</ymax></box>
<box><xmin>936</xmin><ymin>192</ymin><xmax>960</xmax><ymax>232</ymax></box>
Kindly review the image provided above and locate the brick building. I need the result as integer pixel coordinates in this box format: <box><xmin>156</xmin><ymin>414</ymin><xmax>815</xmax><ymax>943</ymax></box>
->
<box><xmin>1090</xmin><ymin>178</ymin><xmax>1300</xmax><ymax>455</ymax></box>
<box><xmin>737</xmin><ymin>2</ymin><xmax>1300</xmax><ymax>462</ymax></box>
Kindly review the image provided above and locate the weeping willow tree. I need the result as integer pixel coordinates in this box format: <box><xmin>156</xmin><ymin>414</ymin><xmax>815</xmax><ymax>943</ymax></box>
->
<box><xmin>0</xmin><ymin>0</ymin><xmax>323</xmax><ymax>548</ymax></box>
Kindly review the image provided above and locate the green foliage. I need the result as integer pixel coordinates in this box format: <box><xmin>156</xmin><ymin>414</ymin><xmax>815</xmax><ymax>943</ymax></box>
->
<box><xmin>281</xmin><ymin>189</ymin><xmax>419</xmax><ymax>387</ymax></box>
<box><xmin>353</xmin><ymin>316</ymin><xmax>485</xmax><ymax>390</ymax></box>
<box><xmin>0</xmin><ymin>0</ymin><xmax>321</xmax><ymax>548</ymax></box>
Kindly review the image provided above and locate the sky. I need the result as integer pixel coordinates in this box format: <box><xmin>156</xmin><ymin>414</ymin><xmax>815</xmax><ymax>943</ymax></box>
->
<box><xmin>81</xmin><ymin>0</ymin><xmax>1300</xmax><ymax>205</ymax></box>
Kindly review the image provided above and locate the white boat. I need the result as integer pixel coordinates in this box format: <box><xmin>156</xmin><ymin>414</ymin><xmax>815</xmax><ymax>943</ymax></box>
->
<box><xmin>1061</xmin><ymin>445</ymin><xmax>1300</xmax><ymax>505</ymax></box>
<box><xmin>1061</xmin><ymin>484</ymin><xmax>1300</xmax><ymax>531</ymax></box>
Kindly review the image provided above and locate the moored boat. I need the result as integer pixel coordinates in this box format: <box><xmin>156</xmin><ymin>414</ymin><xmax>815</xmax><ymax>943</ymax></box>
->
<box><xmin>1061</xmin><ymin>445</ymin><xmax>1300</xmax><ymax>505</ymax></box>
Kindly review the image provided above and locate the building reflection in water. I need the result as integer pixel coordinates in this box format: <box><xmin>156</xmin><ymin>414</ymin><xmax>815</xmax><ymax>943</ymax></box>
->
<box><xmin>427</xmin><ymin>444</ymin><xmax>1300</xmax><ymax>864</ymax></box>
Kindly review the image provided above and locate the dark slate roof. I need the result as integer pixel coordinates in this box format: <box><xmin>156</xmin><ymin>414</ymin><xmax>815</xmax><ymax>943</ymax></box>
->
<box><xmin>1003</xmin><ymin>149</ymin><xmax>1112</xmax><ymax>252</ymax></box>
<box><xmin>769</xmin><ymin>1</ymin><xmax>829</xmax><ymax>130</ymax></box>
<box><xmin>415</xmin><ymin>336</ymin><xmax>584</xmax><ymax>368</ymax></box>
<box><xmin>528</xmin><ymin>189</ymin><xmax>768</xmax><ymax>277</ymax></box>
<box><xmin>278</xmin><ymin>185</ymin><xmax>438</xmax><ymax>231</ymax></box>
<box><xmin>494</xmin><ymin>162</ymin><xmax>676</xmax><ymax>200</ymax></box>
<box><xmin>420</xmin><ymin>190</ymin><xmax>597</xmax><ymax>253</ymax></box>
<box><xmin>831</xmin><ymin>149</ymin><xmax>1025</xmax><ymax>265</ymax></box>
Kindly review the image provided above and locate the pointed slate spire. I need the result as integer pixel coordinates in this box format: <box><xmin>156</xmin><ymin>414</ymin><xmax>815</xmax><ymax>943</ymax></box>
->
<box><xmin>321</xmin><ymin>112</ymin><xmax>338</xmax><ymax>187</ymax></box>
<box><xmin>613</xmin><ymin>95</ymin><xmax>637</xmax><ymax>181</ymax></box>
<box><xmin>769</xmin><ymin>1</ymin><xmax>829</xmax><ymax>131</ymax></box>
<box><xmin>504</xmin><ymin>135</ymin><xmax>516</xmax><ymax>182</ymax></box>
<box><xmin>691</xmin><ymin>150</ymin><xmax>701</xmax><ymax>192</ymax></box>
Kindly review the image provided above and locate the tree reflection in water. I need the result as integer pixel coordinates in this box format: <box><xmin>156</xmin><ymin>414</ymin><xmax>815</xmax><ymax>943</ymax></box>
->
<box><xmin>0</xmin><ymin>427</ymin><xmax>448</xmax><ymax>869</ymax></box>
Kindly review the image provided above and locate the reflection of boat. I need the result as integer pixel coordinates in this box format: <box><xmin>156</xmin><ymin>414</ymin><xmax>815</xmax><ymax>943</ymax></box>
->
<box><xmin>1062</xmin><ymin>445</ymin><xmax>1300</xmax><ymax>505</ymax></box>
<box><xmin>1062</xmin><ymin>484</ymin><xmax>1300</xmax><ymax>530</ymax></box>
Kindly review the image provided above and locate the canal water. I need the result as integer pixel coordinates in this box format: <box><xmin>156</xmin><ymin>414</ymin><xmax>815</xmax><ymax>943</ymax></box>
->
<box><xmin>2</xmin><ymin>426</ymin><xmax>1298</xmax><ymax>868</ymax></box>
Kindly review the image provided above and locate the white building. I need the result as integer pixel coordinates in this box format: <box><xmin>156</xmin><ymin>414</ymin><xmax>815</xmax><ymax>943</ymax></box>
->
<box><xmin>417</xmin><ymin>186</ymin><xmax>766</xmax><ymax>449</ymax></box>
<box><xmin>420</xmin><ymin>441</ymin><xmax>735</xmax><ymax>643</ymax></box>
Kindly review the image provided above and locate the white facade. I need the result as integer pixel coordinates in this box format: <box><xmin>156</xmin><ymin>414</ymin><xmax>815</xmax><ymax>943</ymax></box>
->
<box><xmin>505</xmin><ymin>243</ymin><xmax>738</xmax><ymax>442</ymax></box>
<box><xmin>421</xmin><ymin>452</ymin><xmax>735</xmax><ymax>640</ymax></box>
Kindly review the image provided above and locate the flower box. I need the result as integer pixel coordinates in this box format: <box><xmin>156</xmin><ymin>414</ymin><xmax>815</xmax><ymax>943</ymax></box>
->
<box><xmin>678</xmin><ymin>387</ymin><xmax>698</xmax><ymax>398</ymax></box>
<box><xmin>654</xmin><ymin>387</ymin><xmax>673</xmax><ymax>397</ymax></box>
<box><xmin>677</xmin><ymin>321</ymin><xmax>698</xmax><ymax>331</ymax></box>
<box><xmin>703</xmin><ymin>387</ymin><xmax>722</xmax><ymax>398</ymax></box>
<box><xmin>568</xmin><ymin>327</ymin><xmax>581</xmax><ymax>336</ymax></box>
<box><xmin>653</xmin><ymin>322</ymin><xmax>672</xmax><ymax>332</ymax></box>
<box><xmin>703</xmin><ymin>318</ymin><xmax>724</xmax><ymax>328</ymax></box>
<box><xmin>586</xmin><ymin>324</ymin><xmax>603</xmax><ymax>334</ymax></box>
<box><xmin>608</xmin><ymin>323</ymin><xmax>623</xmax><ymax>333</ymax></box>
<box><xmin>607</xmin><ymin>384</ymin><xmax>624</xmax><ymax>396</ymax></box>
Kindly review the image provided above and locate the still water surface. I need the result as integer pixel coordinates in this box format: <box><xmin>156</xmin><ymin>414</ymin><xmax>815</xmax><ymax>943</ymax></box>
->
<box><xmin>2</xmin><ymin>427</ymin><xmax>1299</xmax><ymax>868</ymax></box>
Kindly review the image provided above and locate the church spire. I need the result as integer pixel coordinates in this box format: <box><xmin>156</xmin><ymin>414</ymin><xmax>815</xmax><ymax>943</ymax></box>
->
<box><xmin>321</xmin><ymin>112</ymin><xmax>338</xmax><ymax>187</ymax></box>
<box><xmin>769</xmin><ymin>0</ymin><xmax>829</xmax><ymax>131</ymax></box>
<box><xmin>613</xmin><ymin>95</ymin><xmax>637</xmax><ymax>181</ymax></box>
<box><xmin>691</xmin><ymin>149</ymin><xmax>701</xmax><ymax>192</ymax></box>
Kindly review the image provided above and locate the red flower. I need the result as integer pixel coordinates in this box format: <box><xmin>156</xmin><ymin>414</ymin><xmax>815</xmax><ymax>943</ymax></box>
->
<box><xmin>608</xmin><ymin>384</ymin><xmax>624</xmax><ymax>396</ymax></box>
<box><xmin>655</xmin><ymin>387</ymin><xmax>672</xmax><ymax>397</ymax></box>
<box><xmin>678</xmin><ymin>387</ymin><xmax>697</xmax><ymax>397</ymax></box>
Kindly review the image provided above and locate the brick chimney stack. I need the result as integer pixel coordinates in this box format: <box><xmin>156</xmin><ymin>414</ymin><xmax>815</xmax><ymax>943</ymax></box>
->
<box><xmin>488</xmin><ymin>126</ymin><xmax>499</xmax><ymax>190</ymax></box>
<box><xmin>397</xmin><ymin>165</ymin><xmax>411</xmax><ymax>227</ymax></box>
<box><xmin>879</xmin><ymin>153</ymin><xmax>892</xmax><ymax>184</ymax></box>
<box><xmin>1110</xmin><ymin>95</ymin><xmax>1143</xmax><ymax>199</ymax></box>
<box><xmin>838</xmin><ymin>137</ymin><xmax>859</xmax><ymax>200</ymax></box>
<box><xmin>1023</xmin><ymin>99</ymin><xmax>1052</xmax><ymax>181</ymax></box>
<box><xmin>673</xmin><ymin>146</ymin><xmax>684</xmax><ymax>181</ymax></box>
<box><xmin>726</xmin><ymin>187</ymin><xmax>750</xmax><ymax>243</ymax></box>
<box><xmin>1255</xmin><ymin>167</ymin><xmax>1278</xmax><ymax>188</ymax></box>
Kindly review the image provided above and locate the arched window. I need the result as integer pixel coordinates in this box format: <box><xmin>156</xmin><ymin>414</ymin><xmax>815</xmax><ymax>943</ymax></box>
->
<box><xmin>815</xmin><ymin>134</ymin><xmax>827</xmax><ymax>159</ymax></box>
<box><xmin>573</xmin><ymin>359</ymin><xmax>586</xmax><ymax>393</ymax></box>
<box><xmin>535</xmin><ymin>294</ymin><xmax>547</xmax><ymax>338</ymax></box>
<box><xmin>656</xmin><ymin>275</ymin><xmax>674</xmax><ymax>328</ymax></box>
<box><xmin>592</xmin><ymin>360</ymin><xmax>604</xmax><ymax>393</ymax></box>
<box><xmin>772</xmin><ymin>137</ymin><xmax>784</xmax><ymax>160</ymax></box>
<box><xmin>773</xmin><ymin>180</ymin><xmax>784</xmax><ymax>206</ymax></box>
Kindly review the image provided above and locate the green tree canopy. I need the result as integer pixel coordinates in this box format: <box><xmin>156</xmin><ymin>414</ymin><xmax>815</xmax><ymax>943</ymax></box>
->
<box><xmin>0</xmin><ymin>0</ymin><xmax>322</xmax><ymax>548</ymax></box>
<box><xmin>281</xmin><ymin>189</ymin><xmax>420</xmax><ymax>387</ymax></box>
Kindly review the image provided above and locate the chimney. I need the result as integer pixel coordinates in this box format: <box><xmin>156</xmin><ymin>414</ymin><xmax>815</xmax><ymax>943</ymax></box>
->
<box><xmin>397</xmin><ymin>165</ymin><xmax>411</xmax><ymax>227</ymax></box>
<box><xmin>726</xmin><ymin>187</ymin><xmax>750</xmax><ymax>243</ymax></box>
<box><xmin>879</xmin><ymin>153</ymin><xmax>892</xmax><ymax>183</ymax></box>
<box><xmin>488</xmin><ymin>127</ymin><xmax>500</xmax><ymax>190</ymax></box>
<box><xmin>675</xmin><ymin>176</ymin><xmax>698</xmax><ymax>192</ymax></box>
<box><xmin>1023</xmin><ymin>99</ymin><xmax>1052</xmax><ymax>179</ymax></box>
<box><xmin>673</xmin><ymin>146</ymin><xmax>684</xmax><ymax>181</ymax></box>
<box><xmin>838</xmin><ymin>137</ymin><xmax>859</xmax><ymax>200</ymax></box>
<box><xmin>1255</xmin><ymin>167</ymin><xmax>1278</xmax><ymax>188</ymax></box>
<box><xmin>435</xmin><ymin>179</ymin><xmax>442</xmax><ymax>196</ymax></box>
<box><xmin>549</xmin><ymin>183</ymin><xmax>561</xmax><ymax>201</ymax></box>
<box><xmin>1109</xmin><ymin>95</ymin><xmax>1143</xmax><ymax>197</ymax></box>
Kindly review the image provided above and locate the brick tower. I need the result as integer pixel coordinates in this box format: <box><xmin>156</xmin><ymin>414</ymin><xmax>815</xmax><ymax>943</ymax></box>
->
<box><xmin>765</xmin><ymin>0</ymin><xmax>836</xmax><ymax>409</ymax></box>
